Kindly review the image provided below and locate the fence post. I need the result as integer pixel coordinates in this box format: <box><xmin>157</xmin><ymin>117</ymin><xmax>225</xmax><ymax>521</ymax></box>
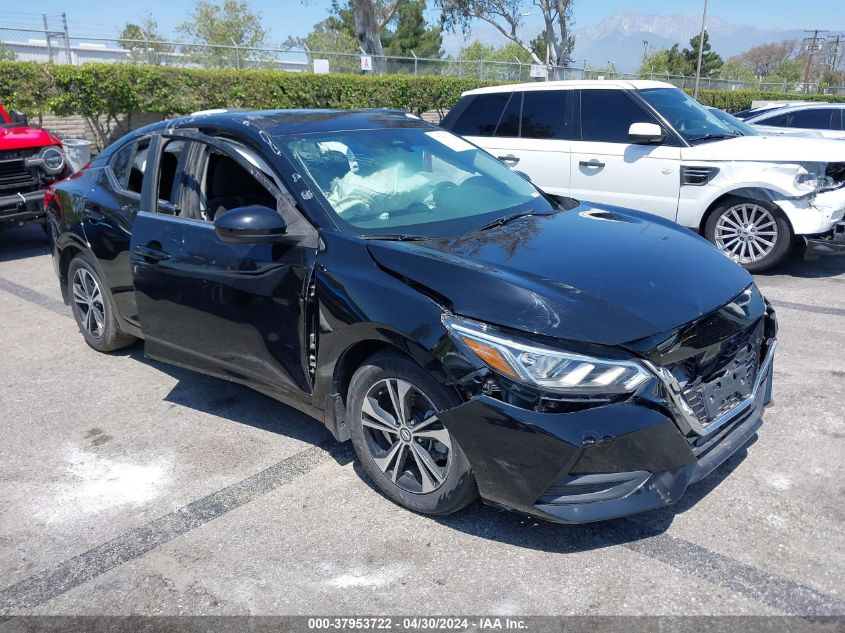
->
<box><xmin>141</xmin><ymin>32</ymin><xmax>150</xmax><ymax>65</ymax></box>
<box><xmin>231</xmin><ymin>38</ymin><xmax>240</xmax><ymax>69</ymax></box>
<box><xmin>479</xmin><ymin>58</ymin><xmax>484</xmax><ymax>80</ymax></box>
<box><xmin>61</xmin><ymin>12</ymin><xmax>72</xmax><ymax>64</ymax></box>
<box><xmin>411</xmin><ymin>50</ymin><xmax>418</xmax><ymax>75</ymax></box>
<box><xmin>42</xmin><ymin>13</ymin><xmax>54</xmax><ymax>63</ymax></box>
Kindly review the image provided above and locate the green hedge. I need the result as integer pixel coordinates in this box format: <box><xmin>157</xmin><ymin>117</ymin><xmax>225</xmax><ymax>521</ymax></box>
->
<box><xmin>0</xmin><ymin>61</ymin><xmax>492</xmax><ymax>119</ymax></box>
<box><xmin>689</xmin><ymin>88</ymin><xmax>845</xmax><ymax>111</ymax></box>
<box><xmin>2</xmin><ymin>61</ymin><xmax>844</xmax><ymax>122</ymax></box>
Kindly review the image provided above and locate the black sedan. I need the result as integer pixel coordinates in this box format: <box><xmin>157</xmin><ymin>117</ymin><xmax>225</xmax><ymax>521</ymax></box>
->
<box><xmin>46</xmin><ymin>110</ymin><xmax>778</xmax><ymax>523</ymax></box>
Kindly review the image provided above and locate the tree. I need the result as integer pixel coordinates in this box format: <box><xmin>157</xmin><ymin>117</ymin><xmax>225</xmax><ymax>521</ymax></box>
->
<box><xmin>118</xmin><ymin>16</ymin><xmax>173</xmax><ymax>65</ymax></box>
<box><xmin>456</xmin><ymin>41</ymin><xmax>532</xmax><ymax>79</ymax></box>
<box><xmin>294</xmin><ymin>0</ymin><xmax>443</xmax><ymax>72</ymax></box>
<box><xmin>177</xmin><ymin>0</ymin><xmax>269</xmax><ymax>67</ymax></box>
<box><xmin>438</xmin><ymin>0</ymin><xmax>575</xmax><ymax>75</ymax></box>
<box><xmin>382</xmin><ymin>1</ymin><xmax>443</xmax><ymax>58</ymax></box>
<box><xmin>732</xmin><ymin>40</ymin><xmax>797</xmax><ymax>78</ymax></box>
<box><xmin>683</xmin><ymin>31</ymin><xmax>723</xmax><ymax>77</ymax></box>
<box><xmin>530</xmin><ymin>30</ymin><xmax>574</xmax><ymax>66</ymax></box>
<box><xmin>718</xmin><ymin>59</ymin><xmax>757</xmax><ymax>83</ymax></box>
<box><xmin>638</xmin><ymin>44</ymin><xmax>687</xmax><ymax>75</ymax></box>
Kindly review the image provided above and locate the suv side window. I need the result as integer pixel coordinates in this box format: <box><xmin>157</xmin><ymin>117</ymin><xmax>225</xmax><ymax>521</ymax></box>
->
<box><xmin>494</xmin><ymin>93</ymin><xmax>521</xmax><ymax>137</ymax></box>
<box><xmin>448</xmin><ymin>93</ymin><xmax>511</xmax><ymax>136</ymax></box>
<box><xmin>580</xmin><ymin>89</ymin><xmax>657</xmax><ymax>143</ymax></box>
<box><xmin>109</xmin><ymin>142</ymin><xmax>135</xmax><ymax>189</ymax></box>
<box><xmin>521</xmin><ymin>90</ymin><xmax>572</xmax><ymax>140</ymax></box>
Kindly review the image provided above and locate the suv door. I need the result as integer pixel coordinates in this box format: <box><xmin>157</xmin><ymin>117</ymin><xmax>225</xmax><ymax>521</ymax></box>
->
<box><xmin>443</xmin><ymin>90</ymin><xmax>574</xmax><ymax>196</ymax></box>
<box><xmin>129</xmin><ymin>132</ymin><xmax>320</xmax><ymax>397</ymax></box>
<box><xmin>570</xmin><ymin>89</ymin><xmax>681</xmax><ymax>219</ymax></box>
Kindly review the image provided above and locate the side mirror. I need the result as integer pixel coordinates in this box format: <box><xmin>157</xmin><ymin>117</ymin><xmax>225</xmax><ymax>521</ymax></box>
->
<box><xmin>213</xmin><ymin>205</ymin><xmax>287</xmax><ymax>243</ymax></box>
<box><xmin>628</xmin><ymin>122</ymin><xmax>664</xmax><ymax>144</ymax></box>
<box><xmin>9</xmin><ymin>110</ymin><xmax>28</xmax><ymax>126</ymax></box>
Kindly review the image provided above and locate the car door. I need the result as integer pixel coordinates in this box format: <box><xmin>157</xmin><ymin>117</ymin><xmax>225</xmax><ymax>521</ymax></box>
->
<box><xmin>569</xmin><ymin>88</ymin><xmax>682</xmax><ymax>219</ymax></box>
<box><xmin>129</xmin><ymin>131</ymin><xmax>320</xmax><ymax>397</ymax></box>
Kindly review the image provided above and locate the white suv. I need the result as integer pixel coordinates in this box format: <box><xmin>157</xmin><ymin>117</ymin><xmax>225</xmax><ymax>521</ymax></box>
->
<box><xmin>441</xmin><ymin>80</ymin><xmax>845</xmax><ymax>271</ymax></box>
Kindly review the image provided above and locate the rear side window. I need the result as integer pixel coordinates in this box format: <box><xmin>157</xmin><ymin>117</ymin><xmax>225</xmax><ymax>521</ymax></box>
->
<box><xmin>761</xmin><ymin>108</ymin><xmax>836</xmax><ymax>130</ymax></box>
<box><xmin>788</xmin><ymin>108</ymin><xmax>836</xmax><ymax>130</ymax></box>
<box><xmin>109</xmin><ymin>142</ymin><xmax>135</xmax><ymax>189</ymax></box>
<box><xmin>521</xmin><ymin>91</ymin><xmax>572</xmax><ymax>139</ymax></box>
<box><xmin>127</xmin><ymin>138</ymin><xmax>151</xmax><ymax>195</ymax></box>
<box><xmin>580</xmin><ymin>89</ymin><xmax>656</xmax><ymax>143</ymax></box>
<box><xmin>447</xmin><ymin>93</ymin><xmax>511</xmax><ymax>136</ymax></box>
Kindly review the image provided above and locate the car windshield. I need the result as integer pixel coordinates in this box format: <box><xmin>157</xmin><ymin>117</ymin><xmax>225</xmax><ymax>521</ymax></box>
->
<box><xmin>707</xmin><ymin>108</ymin><xmax>760</xmax><ymax>136</ymax></box>
<box><xmin>639</xmin><ymin>88</ymin><xmax>738</xmax><ymax>143</ymax></box>
<box><xmin>279</xmin><ymin>127</ymin><xmax>553</xmax><ymax>238</ymax></box>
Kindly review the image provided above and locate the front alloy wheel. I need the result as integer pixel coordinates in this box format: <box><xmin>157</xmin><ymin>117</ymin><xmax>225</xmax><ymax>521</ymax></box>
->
<box><xmin>705</xmin><ymin>197</ymin><xmax>793</xmax><ymax>272</ymax></box>
<box><xmin>361</xmin><ymin>378</ymin><xmax>451</xmax><ymax>494</ymax></box>
<box><xmin>348</xmin><ymin>353</ymin><xmax>478</xmax><ymax>515</ymax></box>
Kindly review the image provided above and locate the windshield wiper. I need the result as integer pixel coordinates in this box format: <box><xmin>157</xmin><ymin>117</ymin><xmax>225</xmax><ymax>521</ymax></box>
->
<box><xmin>363</xmin><ymin>233</ymin><xmax>425</xmax><ymax>242</ymax></box>
<box><xmin>476</xmin><ymin>210</ymin><xmax>555</xmax><ymax>232</ymax></box>
<box><xmin>687</xmin><ymin>132</ymin><xmax>740</xmax><ymax>143</ymax></box>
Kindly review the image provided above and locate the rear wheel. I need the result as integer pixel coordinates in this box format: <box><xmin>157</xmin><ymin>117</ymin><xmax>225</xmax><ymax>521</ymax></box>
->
<box><xmin>347</xmin><ymin>353</ymin><xmax>478</xmax><ymax>516</ymax></box>
<box><xmin>704</xmin><ymin>197</ymin><xmax>793</xmax><ymax>273</ymax></box>
<box><xmin>68</xmin><ymin>255</ymin><xmax>136</xmax><ymax>352</ymax></box>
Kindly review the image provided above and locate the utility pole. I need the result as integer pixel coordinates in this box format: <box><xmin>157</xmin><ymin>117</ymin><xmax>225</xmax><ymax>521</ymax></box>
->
<box><xmin>693</xmin><ymin>0</ymin><xmax>709</xmax><ymax>99</ymax></box>
<box><xmin>61</xmin><ymin>13</ymin><xmax>72</xmax><ymax>65</ymax></box>
<box><xmin>802</xmin><ymin>30</ymin><xmax>827</xmax><ymax>93</ymax></box>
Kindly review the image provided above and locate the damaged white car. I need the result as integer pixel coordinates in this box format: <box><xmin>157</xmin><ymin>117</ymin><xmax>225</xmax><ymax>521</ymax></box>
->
<box><xmin>441</xmin><ymin>80</ymin><xmax>845</xmax><ymax>272</ymax></box>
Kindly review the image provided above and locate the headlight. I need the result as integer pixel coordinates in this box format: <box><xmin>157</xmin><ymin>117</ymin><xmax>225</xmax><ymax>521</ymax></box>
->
<box><xmin>443</xmin><ymin>315</ymin><xmax>651</xmax><ymax>397</ymax></box>
<box><xmin>794</xmin><ymin>165</ymin><xmax>835</xmax><ymax>193</ymax></box>
<box><xmin>38</xmin><ymin>146</ymin><xmax>66</xmax><ymax>173</ymax></box>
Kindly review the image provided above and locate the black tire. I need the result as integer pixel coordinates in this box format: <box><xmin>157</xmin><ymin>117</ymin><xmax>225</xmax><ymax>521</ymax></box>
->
<box><xmin>67</xmin><ymin>255</ymin><xmax>137</xmax><ymax>352</ymax></box>
<box><xmin>704</xmin><ymin>196</ymin><xmax>793</xmax><ymax>273</ymax></box>
<box><xmin>347</xmin><ymin>352</ymin><xmax>478</xmax><ymax>516</ymax></box>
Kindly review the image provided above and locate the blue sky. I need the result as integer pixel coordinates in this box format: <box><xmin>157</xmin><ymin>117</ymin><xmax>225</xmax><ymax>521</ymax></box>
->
<box><xmin>9</xmin><ymin>0</ymin><xmax>843</xmax><ymax>44</ymax></box>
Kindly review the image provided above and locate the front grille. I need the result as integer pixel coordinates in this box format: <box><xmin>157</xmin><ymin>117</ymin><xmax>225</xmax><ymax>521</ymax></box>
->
<box><xmin>0</xmin><ymin>155</ymin><xmax>37</xmax><ymax>193</ymax></box>
<box><xmin>826</xmin><ymin>162</ymin><xmax>845</xmax><ymax>186</ymax></box>
<box><xmin>668</xmin><ymin>320</ymin><xmax>764</xmax><ymax>428</ymax></box>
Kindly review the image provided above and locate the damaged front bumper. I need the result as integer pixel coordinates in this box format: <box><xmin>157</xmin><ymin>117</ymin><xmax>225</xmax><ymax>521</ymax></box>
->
<box><xmin>804</xmin><ymin>220</ymin><xmax>845</xmax><ymax>256</ymax></box>
<box><xmin>438</xmin><ymin>342</ymin><xmax>775</xmax><ymax>524</ymax></box>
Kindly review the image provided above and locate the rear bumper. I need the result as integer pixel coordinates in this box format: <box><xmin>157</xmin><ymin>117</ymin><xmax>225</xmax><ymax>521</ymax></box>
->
<box><xmin>0</xmin><ymin>189</ymin><xmax>46</xmax><ymax>226</ymax></box>
<box><xmin>439</xmin><ymin>350</ymin><xmax>774</xmax><ymax>524</ymax></box>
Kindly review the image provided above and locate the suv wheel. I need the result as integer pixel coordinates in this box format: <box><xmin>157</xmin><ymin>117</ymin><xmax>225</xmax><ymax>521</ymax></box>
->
<box><xmin>704</xmin><ymin>197</ymin><xmax>793</xmax><ymax>273</ymax></box>
<box><xmin>68</xmin><ymin>255</ymin><xmax>137</xmax><ymax>352</ymax></box>
<box><xmin>347</xmin><ymin>352</ymin><xmax>478</xmax><ymax>516</ymax></box>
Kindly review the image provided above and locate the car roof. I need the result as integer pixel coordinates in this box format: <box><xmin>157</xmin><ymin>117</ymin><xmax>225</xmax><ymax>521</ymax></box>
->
<box><xmin>461</xmin><ymin>79</ymin><xmax>675</xmax><ymax>96</ymax></box>
<box><xmin>132</xmin><ymin>108</ymin><xmax>430</xmax><ymax>139</ymax></box>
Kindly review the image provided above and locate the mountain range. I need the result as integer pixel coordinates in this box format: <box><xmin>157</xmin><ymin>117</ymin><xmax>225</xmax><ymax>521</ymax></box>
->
<box><xmin>441</xmin><ymin>12</ymin><xmax>810</xmax><ymax>71</ymax></box>
<box><xmin>573</xmin><ymin>12</ymin><xmax>806</xmax><ymax>71</ymax></box>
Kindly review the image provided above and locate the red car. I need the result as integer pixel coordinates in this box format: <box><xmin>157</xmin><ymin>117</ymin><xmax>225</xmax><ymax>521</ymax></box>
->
<box><xmin>1</xmin><ymin>103</ymin><xmax>70</xmax><ymax>231</ymax></box>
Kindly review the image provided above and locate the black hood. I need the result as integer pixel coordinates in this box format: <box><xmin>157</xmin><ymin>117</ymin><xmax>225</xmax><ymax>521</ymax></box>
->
<box><xmin>365</xmin><ymin>203</ymin><xmax>753</xmax><ymax>346</ymax></box>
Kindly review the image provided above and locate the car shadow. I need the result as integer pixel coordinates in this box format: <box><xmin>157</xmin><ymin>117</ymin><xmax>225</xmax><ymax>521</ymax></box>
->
<box><xmin>111</xmin><ymin>343</ymin><xmax>352</xmax><ymax>467</ymax></box>
<box><xmin>352</xmin><ymin>434</ymin><xmax>754</xmax><ymax>553</ymax></box>
<box><xmin>757</xmin><ymin>246</ymin><xmax>845</xmax><ymax>279</ymax></box>
<box><xmin>0</xmin><ymin>224</ymin><xmax>50</xmax><ymax>263</ymax></box>
<box><xmin>112</xmin><ymin>338</ymin><xmax>756</xmax><ymax>551</ymax></box>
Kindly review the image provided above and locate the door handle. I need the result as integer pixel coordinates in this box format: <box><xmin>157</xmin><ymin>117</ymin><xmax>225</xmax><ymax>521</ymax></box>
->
<box><xmin>83</xmin><ymin>205</ymin><xmax>106</xmax><ymax>222</ymax></box>
<box><xmin>134</xmin><ymin>245</ymin><xmax>171</xmax><ymax>263</ymax></box>
<box><xmin>579</xmin><ymin>159</ymin><xmax>606</xmax><ymax>168</ymax></box>
<box><xmin>498</xmin><ymin>154</ymin><xmax>520</xmax><ymax>166</ymax></box>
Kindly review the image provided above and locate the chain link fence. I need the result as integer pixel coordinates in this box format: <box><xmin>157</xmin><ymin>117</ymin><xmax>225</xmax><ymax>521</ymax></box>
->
<box><xmin>1</xmin><ymin>26</ymin><xmax>842</xmax><ymax>94</ymax></box>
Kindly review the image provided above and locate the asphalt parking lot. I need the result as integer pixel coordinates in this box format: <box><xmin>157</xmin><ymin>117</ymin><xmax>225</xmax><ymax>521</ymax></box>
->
<box><xmin>0</xmin><ymin>223</ymin><xmax>843</xmax><ymax>617</ymax></box>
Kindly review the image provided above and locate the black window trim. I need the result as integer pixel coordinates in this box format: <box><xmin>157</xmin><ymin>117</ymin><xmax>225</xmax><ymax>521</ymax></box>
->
<box><xmin>625</xmin><ymin>89</ymin><xmax>688</xmax><ymax>147</ymax></box>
